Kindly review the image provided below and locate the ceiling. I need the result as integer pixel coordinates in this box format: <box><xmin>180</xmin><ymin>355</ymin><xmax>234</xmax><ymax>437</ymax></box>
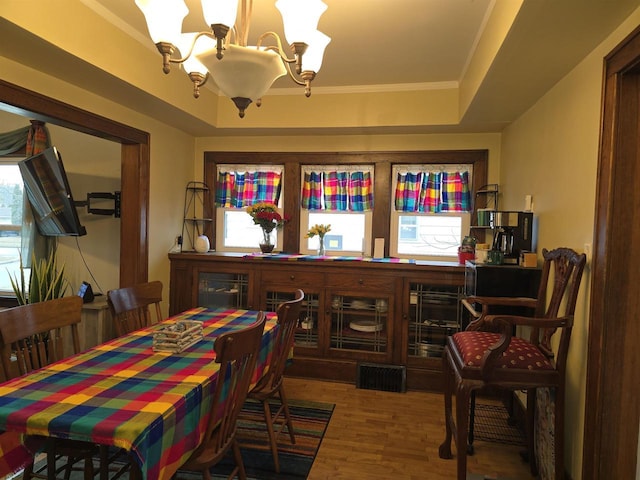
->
<box><xmin>2</xmin><ymin>0</ymin><xmax>640</xmax><ymax>135</ymax></box>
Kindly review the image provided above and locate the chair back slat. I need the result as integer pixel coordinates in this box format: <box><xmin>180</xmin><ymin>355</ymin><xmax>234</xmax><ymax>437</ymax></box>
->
<box><xmin>531</xmin><ymin>247</ymin><xmax>586</xmax><ymax>361</ymax></box>
<box><xmin>199</xmin><ymin>312</ymin><xmax>267</xmax><ymax>464</ymax></box>
<box><xmin>107</xmin><ymin>281</ymin><xmax>163</xmax><ymax>337</ymax></box>
<box><xmin>0</xmin><ymin>296</ymin><xmax>83</xmax><ymax>379</ymax></box>
<box><xmin>251</xmin><ymin>290</ymin><xmax>304</xmax><ymax>395</ymax></box>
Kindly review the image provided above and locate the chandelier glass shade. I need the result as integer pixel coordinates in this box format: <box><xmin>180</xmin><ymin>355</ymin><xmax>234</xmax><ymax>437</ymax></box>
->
<box><xmin>135</xmin><ymin>0</ymin><xmax>330</xmax><ymax>118</ymax></box>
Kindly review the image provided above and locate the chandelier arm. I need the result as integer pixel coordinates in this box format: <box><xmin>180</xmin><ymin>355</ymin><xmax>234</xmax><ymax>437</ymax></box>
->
<box><xmin>159</xmin><ymin>31</ymin><xmax>218</xmax><ymax>70</ymax></box>
<box><xmin>256</xmin><ymin>32</ymin><xmax>299</xmax><ymax>64</ymax></box>
<box><xmin>280</xmin><ymin>60</ymin><xmax>306</xmax><ymax>87</ymax></box>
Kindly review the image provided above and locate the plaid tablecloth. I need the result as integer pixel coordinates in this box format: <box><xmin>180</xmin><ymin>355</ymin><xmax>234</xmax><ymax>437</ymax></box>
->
<box><xmin>0</xmin><ymin>307</ymin><xmax>277</xmax><ymax>480</ymax></box>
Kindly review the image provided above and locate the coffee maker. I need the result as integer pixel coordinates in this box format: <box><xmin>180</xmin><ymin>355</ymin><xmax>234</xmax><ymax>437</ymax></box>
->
<box><xmin>490</xmin><ymin>211</ymin><xmax>535</xmax><ymax>264</ymax></box>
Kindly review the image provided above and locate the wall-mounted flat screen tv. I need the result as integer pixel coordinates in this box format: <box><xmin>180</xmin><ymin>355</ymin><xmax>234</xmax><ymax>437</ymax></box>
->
<box><xmin>19</xmin><ymin>146</ymin><xmax>87</xmax><ymax>236</ymax></box>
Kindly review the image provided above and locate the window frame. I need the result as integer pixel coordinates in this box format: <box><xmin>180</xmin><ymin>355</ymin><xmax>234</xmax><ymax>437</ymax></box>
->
<box><xmin>389</xmin><ymin>163</ymin><xmax>473</xmax><ymax>261</ymax></box>
<box><xmin>204</xmin><ymin>151</ymin><xmax>488</xmax><ymax>258</ymax></box>
<box><xmin>299</xmin><ymin>164</ymin><xmax>374</xmax><ymax>256</ymax></box>
<box><xmin>0</xmin><ymin>159</ymin><xmax>26</xmax><ymax>296</ymax></box>
<box><xmin>213</xmin><ymin>164</ymin><xmax>285</xmax><ymax>253</ymax></box>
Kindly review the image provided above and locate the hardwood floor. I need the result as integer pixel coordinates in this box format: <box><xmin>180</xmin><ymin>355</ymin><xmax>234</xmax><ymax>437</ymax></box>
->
<box><xmin>284</xmin><ymin>376</ymin><xmax>534</xmax><ymax>480</ymax></box>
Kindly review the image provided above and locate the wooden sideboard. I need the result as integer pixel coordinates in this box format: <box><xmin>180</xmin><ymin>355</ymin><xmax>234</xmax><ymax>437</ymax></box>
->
<box><xmin>169</xmin><ymin>252</ymin><xmax>465</xmax><ymax>391</ymax></box>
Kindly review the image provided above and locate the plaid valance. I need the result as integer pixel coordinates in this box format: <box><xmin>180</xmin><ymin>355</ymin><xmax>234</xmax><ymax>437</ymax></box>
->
<box><xmin>301</xmin><ymin>170</ymin><xmax>373</xmax><ymax>212</ymax></box>
<box><xmin>215</xmin><ymin>171</ymin><xmax>282</xmax><ymax>207</ymax></box>
<box><xmin>394</xmin><ymin>170</ymin><xmax>471</xmax><ymax>213</ymax></box>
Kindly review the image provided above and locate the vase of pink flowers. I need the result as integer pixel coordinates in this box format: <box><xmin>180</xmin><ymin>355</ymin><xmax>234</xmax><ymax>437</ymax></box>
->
<box><xmin>246</xmin><ymin>202</ymin><xmax>288</xmax><ymax>253</ymax></box>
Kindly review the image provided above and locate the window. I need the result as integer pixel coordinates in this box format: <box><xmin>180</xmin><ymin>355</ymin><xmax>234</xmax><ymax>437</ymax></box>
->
<box><xmin>214</xmin><ymin>165</ymin><xmax>285</xmax><ymax>252</ymax></box>
<box><xmin>300</xmin><ymin>165</ymin><xmax>374</xmax><ymax>255</ymax></box>
<box><xmin>390</xmin><ymin>164</ymin><xmax>472</xmax><ymax>261</ymax></box>
<box><xmin>0</xmin><ymin>162</ymin><xmax>25</xmax><ymax>293</ymax></box>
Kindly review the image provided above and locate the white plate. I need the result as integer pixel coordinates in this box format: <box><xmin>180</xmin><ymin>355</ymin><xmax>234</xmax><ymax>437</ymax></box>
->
<box><xmin>350</xmin><ymin>300</ymin><xmax>371</xmax><ymax>310</ymax></box>
<box><xmin>349</xmin><ymin>319</ymin><xmax>383</xmax><ymax>332</ymax></box>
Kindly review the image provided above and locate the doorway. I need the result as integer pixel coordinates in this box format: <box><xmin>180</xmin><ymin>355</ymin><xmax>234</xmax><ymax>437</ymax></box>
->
<box><xmin>0</xmin><ymin>80</ymin><xmax>150</xmax><ymax>288</ymax></box>
<box><xmin>582</xmin><ymin>24</ymin><xmax>640</xmax><ymax>480</ymax></box>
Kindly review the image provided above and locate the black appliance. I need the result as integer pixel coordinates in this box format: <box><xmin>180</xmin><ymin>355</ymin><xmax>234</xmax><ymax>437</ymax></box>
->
<box><xmin>490</xmin><ymin>211</ymin><xmax>535</xmax><ymax>264</ymax></box>
<box><xmin>464</xmin><ymin>261</ymin><xmax>542</xmax><ymax>327</ymax></box>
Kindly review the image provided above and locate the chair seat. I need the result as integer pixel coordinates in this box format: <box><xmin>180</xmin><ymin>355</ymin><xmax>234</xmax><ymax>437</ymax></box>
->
<box><xmin>452</xmin><ymin>331</ymin><xmax>554</xmax><ymax>370</ymax></box>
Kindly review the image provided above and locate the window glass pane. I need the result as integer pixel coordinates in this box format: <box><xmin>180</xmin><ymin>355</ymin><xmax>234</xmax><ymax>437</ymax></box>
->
<box><xmin>396</xmin><ymin>215</ymin><xmax>462</xmax><ymax>257</ymax></box>
<box><xmin>0</xmin><ymin>164</ymin><xmax>25</xmax><ymax>293</ymax></box>
<box><xmin>222</xmin><ymin>210</ymin><xmax>279</xmax><ymax>248</ymax></box>
<box><xmin>306</xmin><ymin>212</ymin><xmax>364</xmax><ymax>253</ymax></box>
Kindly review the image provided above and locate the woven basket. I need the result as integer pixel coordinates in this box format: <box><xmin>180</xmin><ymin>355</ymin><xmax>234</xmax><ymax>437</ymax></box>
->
<box><xmin>152</xmin><ymin>320</ymin><xmax>203</xmax><ymax>353</ymax></box>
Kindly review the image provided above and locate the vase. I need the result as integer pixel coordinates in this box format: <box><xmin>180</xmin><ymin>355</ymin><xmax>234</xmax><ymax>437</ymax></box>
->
<box><xmin>317</xmin><ymin>236</ymin><xmax>325</xmax><ymax>256</ymax></box>
<box><xmin>194</xmin><ymin>235</ymin><xmax>210</xmax><ymax>253</ymax></box>
<box><xmin>260</xmin><ymin>228</ymin><xmax>274</xmax><ymax>254</ymax></box>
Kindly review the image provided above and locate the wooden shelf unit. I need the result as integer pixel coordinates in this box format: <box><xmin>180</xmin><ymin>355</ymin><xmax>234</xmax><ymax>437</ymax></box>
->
<box><xmin>169</xmin><ymin>252</ymin><xmax>465</xmax><ymax>391</ymax></box>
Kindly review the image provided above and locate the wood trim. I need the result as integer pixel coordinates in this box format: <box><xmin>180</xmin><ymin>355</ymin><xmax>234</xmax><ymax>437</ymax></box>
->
<box><xmin>582</xmin><ymin>25</ymin><xmax>640</xmax><ymax>480</ymax></box>
<box><xmin>0</xmin><ymin>79</ymin><xmax>150</xmax><ymax>288</ymax></box>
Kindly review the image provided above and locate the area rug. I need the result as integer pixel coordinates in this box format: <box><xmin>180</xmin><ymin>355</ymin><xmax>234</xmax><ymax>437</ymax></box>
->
<box><xmin>29</xmin><ymin>398</ymin><xmax>334</xmax><ymax>480</ymax></box>
<box><xmin>199</xmin><ymin>398</ymin><xmax>335</xmax><ymax>480</ymax></box>
<box><xmin>473</xmin><ymin>403</ymin><xmax>526</xmax><ymax>447</ymax></box>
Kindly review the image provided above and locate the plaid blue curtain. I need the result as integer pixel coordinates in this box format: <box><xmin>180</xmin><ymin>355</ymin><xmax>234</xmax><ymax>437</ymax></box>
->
<box><xmin>395</xmin><ymin>170</ymin><xmax>470</xmax><ymax>213</ymax></box>
<box><xmin>301</xmin><ymin>170</ymin><xmax>374</xmax><ymax>211</ymax></box>
<box><xmin>215</xmin><ymin>171</ymin><xmax>282</xmax><ymax>207</ymax></box>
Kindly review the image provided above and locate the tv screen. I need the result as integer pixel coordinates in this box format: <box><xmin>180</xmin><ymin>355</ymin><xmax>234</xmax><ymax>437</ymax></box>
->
<box><xmin>19</xmin><ymin>146</ymin><xmax>87</xmax><ymax>236</ymax></box>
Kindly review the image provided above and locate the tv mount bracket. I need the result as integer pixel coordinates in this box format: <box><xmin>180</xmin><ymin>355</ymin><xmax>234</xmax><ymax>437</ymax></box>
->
<box><xmin>75</xmin><ymin>191</ymin><xmax>121</xmax><ymax>218</ymax></box>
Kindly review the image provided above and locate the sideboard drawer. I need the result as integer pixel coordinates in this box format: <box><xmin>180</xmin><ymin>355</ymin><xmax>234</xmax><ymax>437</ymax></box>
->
<box><xmin>327</xmin><ymin>274</ymin><xmax>395</xmax><ymax>292</ymax></box>
<box><xmin>266</xmin><ymin>270</ymin><xmax>324</xmax><ymax>288</ymax></box>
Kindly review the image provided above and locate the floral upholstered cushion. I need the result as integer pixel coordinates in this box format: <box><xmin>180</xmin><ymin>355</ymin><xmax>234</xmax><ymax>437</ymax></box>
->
<box><xmin>452</xmin><ymin>331</ymin><xmax>553</xmax><ymax>370</ymax></box>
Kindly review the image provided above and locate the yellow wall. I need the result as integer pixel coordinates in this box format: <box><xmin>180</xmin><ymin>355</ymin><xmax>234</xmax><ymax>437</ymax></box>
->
<box><xmin>500</xmin><ymin>7</ymin><xmax>640</xmax><ymax>478</ymax></box>
<box><xmin>0</xmin><ymin>56</ymin><xmax>196</xmax><ymax>317</ymax></box>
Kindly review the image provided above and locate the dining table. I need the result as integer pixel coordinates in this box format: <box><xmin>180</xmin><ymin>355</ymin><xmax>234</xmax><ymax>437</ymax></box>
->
<box><xmin>0</xmin><ymin>307</ymin><xmax>278</xmax><ymax>480</ymax></box>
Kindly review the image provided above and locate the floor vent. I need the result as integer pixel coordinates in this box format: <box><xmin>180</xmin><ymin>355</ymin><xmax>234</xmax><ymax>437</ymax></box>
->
<box><xmin>356</xmin><ymin>362</ymin><xmax>407</xmax><ymax>393</ymax></box>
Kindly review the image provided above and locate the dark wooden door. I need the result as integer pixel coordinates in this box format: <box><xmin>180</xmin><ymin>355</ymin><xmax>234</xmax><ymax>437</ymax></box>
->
<box><xmin>583</xmin><ymin>24</ymin><xmax>640</xmax><ymax>480</ymax></box>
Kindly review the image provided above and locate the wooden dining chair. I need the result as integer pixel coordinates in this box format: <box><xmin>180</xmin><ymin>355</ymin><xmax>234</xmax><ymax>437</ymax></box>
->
<box><xmin>0</xmin><ymin>296</ymin><xmax>99</xmax><ymax>480</ymax></box>
<box><xmin>243</xmin><ymin>289</ymin><xmax>304</xmax><ymax>473</ymax></box>
<box><xmin>176</xmin><ymin>312</ymin><xmax>267</xmax><ymax>480</ymax></box>
<box><xmin>107</xmin><ymin>280</ymin><xmax>163</xmax><ymax>337</ymax></box>
<box><xmin>438</xmin><ymin>247</ymin><xmax>586</xmax><ymax>480</ymax></box>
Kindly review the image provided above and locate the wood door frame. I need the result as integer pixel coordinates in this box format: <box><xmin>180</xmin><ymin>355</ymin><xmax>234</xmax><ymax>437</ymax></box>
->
<box><xmin>582</xmin><ymin>25</ymin><xmax>640</xmax><ymax>480</ymax></box>
<box><xmin>0</xmin><ymin>79</ymin><xmax>150</xmax><ymax>288</ymax></box>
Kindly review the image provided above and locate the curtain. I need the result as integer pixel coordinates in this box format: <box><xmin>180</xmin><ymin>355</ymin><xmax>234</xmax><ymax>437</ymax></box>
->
<box><xmin>301</xmin><ymin>170</ymin><xmax>374</xmax><ymax>211</ymax></box>
<box><xmin>215</xmin><ymin>170</ymin><xmax>282</xmax><ymax>207</ymax></box>
<box><xmin>394</xmin><ymin>169</ymin><xmax>470</xmax><ymax>213</ymax></box>
<box><xmin>301</xmin><ymin>171</ymin><xmax>323</xmax><ymax>210</ymax></box>
<box><xmin>0</xmin><ymin>126</ymin><xmax>30</xmax><ymax>155</ymax></box>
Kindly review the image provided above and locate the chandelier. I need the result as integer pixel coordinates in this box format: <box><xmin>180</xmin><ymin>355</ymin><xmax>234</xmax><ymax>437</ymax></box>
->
<box><xmin>135</xmin><ymin>0</ymin><xmax>330</xmax><ymax>118</ymax></box>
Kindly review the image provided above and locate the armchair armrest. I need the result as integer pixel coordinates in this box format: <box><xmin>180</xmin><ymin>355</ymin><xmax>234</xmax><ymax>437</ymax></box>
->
<box><xmin>462</xmin><ymin>296</ymin><xmax>538</xmax><ymax>331</ymax></box>
<box><xmin>478</xmin><ymin>313</ymin><xmax>574</xmax><ymax>379</ymax></box>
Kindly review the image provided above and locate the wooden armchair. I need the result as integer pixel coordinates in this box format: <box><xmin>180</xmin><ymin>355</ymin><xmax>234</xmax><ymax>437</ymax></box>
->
<box><xmin>438</xmin><ymin>247</ymin><xmax>586</xmax><ymax>480</ymax></box>
<box><xmin>175</xmin><ymin>312</ymin><xmax>267</xmax><ymax>480</ymax></box>
<box><xmin>244</xmin><ymin>289</ymin><xmax>304</xmax><ymax>473</ymax></box>
<box><xmin>0</xmin><ymin>296</ymin><xmax>98</xmax><ymax>480</ymax></box>
<box><xmin>107</xmin><ymin>280</ymin><xmax>163</xmax><ymax>337</ymax></box>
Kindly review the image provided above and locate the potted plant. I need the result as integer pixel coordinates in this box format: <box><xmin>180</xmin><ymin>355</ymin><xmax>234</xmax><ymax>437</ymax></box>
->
<box><xmin>9</xmin><ymin>249</ymin><xmax>69</xmax><ymax>305</ymax></box>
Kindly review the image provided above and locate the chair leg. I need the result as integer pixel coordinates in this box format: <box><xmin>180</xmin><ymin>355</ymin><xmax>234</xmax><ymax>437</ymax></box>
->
<box><xmin>278</xmin><ymin>384</ymin><xmax>296</xmax><ymax>444</ymax></box>
<box><xmin>553</xmin><ymin>386</ymin><xmax>565</xmax><ymax>480</ymax></box>
<box><xmin>455</xmin><ymin>381</ymin><xmax>472</xmax><ymax>480</ymax></box>
<box><xmin>261</xmin><ymin>398</ymin><xmax>281</xmax><ymax>473</ymax></box>
<box><xmin>526</xmin><ymin>388</ymin><xmax>538</xmax><ymax>476</ymax></box>
<box><xmin>438</xmin><ymin>348</ymin><xmax>453</xmax><ymax>460</ymax></box>
<box><xmin>232</xmin><ymin>439</ymin><xmax>247</xmax><ymax>480</ymax></box>
<box><xmin>468</xmin><ymin>391</ymin><xmax>476</xmax><ymax>455</ymax></box>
